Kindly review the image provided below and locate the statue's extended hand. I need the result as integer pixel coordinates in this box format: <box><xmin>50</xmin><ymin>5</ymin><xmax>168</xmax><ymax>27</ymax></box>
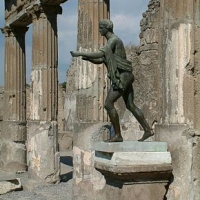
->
<box><xmin>70</xmin><ymin>51</ymin><xmax>80</xmax><ymax>57</ymax></box>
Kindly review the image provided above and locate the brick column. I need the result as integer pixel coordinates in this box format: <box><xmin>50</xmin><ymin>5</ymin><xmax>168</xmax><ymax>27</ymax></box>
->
<box><xmin>27</xmin><ymin>4</ymin><xmax>61</xmax><ymax>183</ymax></box>
<box><xmin>1</xmin><ymin>26</ymin><xmax>28</xmax><ymax>172</ymax></box>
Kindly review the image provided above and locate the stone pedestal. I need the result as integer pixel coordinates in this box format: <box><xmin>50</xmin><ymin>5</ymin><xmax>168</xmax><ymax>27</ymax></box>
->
<box><xmin>73</xmin><ymin>139</ymin><xmax>172</xmax><ymax>200</ymax></box>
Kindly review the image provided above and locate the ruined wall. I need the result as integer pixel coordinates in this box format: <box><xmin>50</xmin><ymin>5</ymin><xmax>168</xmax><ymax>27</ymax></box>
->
<box><xmin>58</xmin><ymin>84</ymin><xmax>65</xmax><ymax>132</ymax></box>
<box><xmin>64</xmin><ymin>61</ymin><xmax>77</xmax><ymax>133</ymax></box>
<box><xmin>115</xmin><ymin>0</ymin><xmax>160</xmax><ymax>141</ymax></box>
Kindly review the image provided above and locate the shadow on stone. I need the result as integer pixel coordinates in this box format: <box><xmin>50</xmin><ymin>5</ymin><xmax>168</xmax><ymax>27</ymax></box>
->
<box><xmin>60</xmin><ymin>172</ymin><xmax>73</xmax><ymax>182</ymax></box>
<box><xmin>60</xmin><ymin>156</ymin><xmax>73</xmax><ymax>167</ymax></box>
<box><xmin>164</xmin><ymin>173</ymin><xmax>174</xmax><ymax>200</ymax></box>
<box><xmin>106</xmin><ymin>179</ymin><xmax>123</xmax><ymax>189</ymax></box>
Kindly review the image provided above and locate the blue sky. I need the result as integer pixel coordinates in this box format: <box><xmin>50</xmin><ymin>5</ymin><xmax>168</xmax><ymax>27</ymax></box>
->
<box><xmin>0</xmin><ymin>0</ymin><xmax>149</xmax><ymax>86</ymax></box>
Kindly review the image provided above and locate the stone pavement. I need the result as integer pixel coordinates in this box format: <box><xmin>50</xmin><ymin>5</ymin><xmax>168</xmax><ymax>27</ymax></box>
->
<box><xmin>0</xmin><ymin>150</ymin><xmax>73</xmax><ymax>200</ymax></box>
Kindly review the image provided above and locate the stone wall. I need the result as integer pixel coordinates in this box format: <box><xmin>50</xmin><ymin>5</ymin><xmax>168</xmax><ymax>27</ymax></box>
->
<box><xmin>64</xmin><ymin>61</ymin><xmax>77</xmax><ymax>133</ymax></box>
<box><xmin>58</xmin><ymin>84</ymin><xmax>65</xmax><ymax>132</ymax></box>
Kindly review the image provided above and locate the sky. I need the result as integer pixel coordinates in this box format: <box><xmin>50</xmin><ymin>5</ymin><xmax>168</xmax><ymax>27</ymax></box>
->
<box><xmin>0</xmin><ymin>0</ymin><xmax>150</xmax><ymax>86</ymax></box>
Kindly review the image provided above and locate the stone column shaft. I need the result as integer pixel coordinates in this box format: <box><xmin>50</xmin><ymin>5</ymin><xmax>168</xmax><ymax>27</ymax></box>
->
<box><xmin>30</xmin><ymin>5</ymin><xmax>60</xmax><ymax>121</ymax></box>
<box><xmin>159</xmin><ymin>0</ymin><xmax>194</xmax><ymax>125</ymax></box>
<box><xmin>27</xmin><ymin>5</ymin><xmax>61</xmax><ymax>183</ymax></box>
<box><xmin>194</xmin><ymin>0</ymin><xmax>200</xmax><ymax>131</ymax></box>
<box><xmin>157</xmin><ymin>1</ymin><xmax>200</xmax><ymax>199</ymax></box>
<box><xmin>76</xmin><ymin>0</ymin><xmax>110</xmax><ymax>123</ymax></box>
<box><xmin>1</xmin><ymin>26</ymin><xmax>28</xmax><ymax>172</ymax></box>
<box><xmin>3</xmin><ymin>27</ymin><xmax>27</xmax><ymax>121</ymax></box>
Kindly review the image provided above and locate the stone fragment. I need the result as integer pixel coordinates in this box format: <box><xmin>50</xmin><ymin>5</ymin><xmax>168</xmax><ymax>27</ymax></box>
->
<box><xmin>0</xmin><ymin>171</ymin><xmax>22</xmax><ymax>195</ymax></box>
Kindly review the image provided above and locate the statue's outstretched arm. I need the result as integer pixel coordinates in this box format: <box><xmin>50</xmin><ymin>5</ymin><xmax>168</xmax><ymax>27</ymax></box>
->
<box><xmin>70</xmin><ymin>50</ymin><xmax>104</xmax><ymax>59</ymax></box>
<box><xmin>82</xmin><ymin>57</ymin><xmax>105</xmax><ymax>64</ymax></box>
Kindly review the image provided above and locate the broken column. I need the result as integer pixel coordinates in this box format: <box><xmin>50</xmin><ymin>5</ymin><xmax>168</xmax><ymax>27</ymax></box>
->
<box><xmin>27</xmin><ymin>4</ymin><xmax>61</xmax><ymax>183</ymax></box>
<box><xmin>1</xmin><ymin>26</ymin><xmax>28</xmax><ymax>172</ymax></box>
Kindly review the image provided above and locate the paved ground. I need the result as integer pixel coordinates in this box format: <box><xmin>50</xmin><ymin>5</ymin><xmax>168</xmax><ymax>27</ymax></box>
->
<box><xmin>0</xmin><ymin>150</ymin><xmax>73</xmax><ymax>200</ymax></box>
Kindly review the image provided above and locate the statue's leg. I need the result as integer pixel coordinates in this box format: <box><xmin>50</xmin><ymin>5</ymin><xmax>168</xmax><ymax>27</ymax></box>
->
<box><xmin>104</xmin><ymin>86</ymin><xmax>123</xmax><ymax>142</ymax></box>
<box><xmin>122</xmin><ymin>86</ymin><xmax>154</xmax><ymax>141</ymax></box>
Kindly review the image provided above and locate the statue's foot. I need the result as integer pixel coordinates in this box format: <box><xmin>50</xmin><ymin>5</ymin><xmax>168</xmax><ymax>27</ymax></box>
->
<box><xmin>104</xmin><ymin>135</ymin><xmax>123</xmax><ymax>142</ymax></box>
<box><xmin>138</xmin><ymin>129</ymin><xmax>154</xmax><ymax>141</ymax></box>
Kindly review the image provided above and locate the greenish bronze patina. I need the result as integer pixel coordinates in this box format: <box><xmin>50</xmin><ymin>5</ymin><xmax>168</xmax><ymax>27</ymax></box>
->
<box><xmin>71</xmin><ymin>19</ymin><xmax>153</xmax><ymax>142</ymax></box>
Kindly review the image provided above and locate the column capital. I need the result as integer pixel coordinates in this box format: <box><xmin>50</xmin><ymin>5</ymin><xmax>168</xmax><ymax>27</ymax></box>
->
<box><xmin>1</xmin><ymin>26</ymin><xmax>29</xmax><ymax>37</ymax></box>
<box><xmin>27</xmin><ymin>4</ymin><xmax>62</xmax><ymax>20</ymax></box>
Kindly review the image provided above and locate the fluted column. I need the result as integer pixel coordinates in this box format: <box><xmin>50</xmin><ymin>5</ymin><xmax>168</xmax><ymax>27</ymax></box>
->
<box><xmin>76</xmin><ymin>0</ymin><xmax>110</xmax><ymax>123</ymax></box>
<box><xmin>1</xmin><ymin>26</ymin><xmax>28</xmax><ymax>172</ymax></box>
<box><xmin>27</xmin><ymin>4</ymin><xmax>61</xmax><ymax>183</ymax></box>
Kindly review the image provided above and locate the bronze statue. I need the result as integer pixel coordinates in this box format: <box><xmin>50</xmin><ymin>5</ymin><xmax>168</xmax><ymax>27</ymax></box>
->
<box><xmin>71</xmin><ymin>19</ymin><xmax>154</xmax><ymax>142</ymax></box>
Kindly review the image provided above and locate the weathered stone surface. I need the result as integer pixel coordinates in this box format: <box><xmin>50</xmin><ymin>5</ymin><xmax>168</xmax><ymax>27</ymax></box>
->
<box><xmin>95</xmin><ymin>162</ymin><xmax>172</xmax><ymax>183</ymax></box>
<box><xmin>5</xmin><ymin>0</ymin><xmax>65</xmax><ymax>26</ymax></box>
<box><xmin>1</xmin><ymin>26</ymin><xmax>28</xmax><ymax>172</ymax></box>
<box><xmin>0</xmin><ymin>171</ymin><xmax>22</xmax><ymax>195</ymax></box>
<box><xmin>58</xmin><ymin>131</ymin><xmax>73</xmax><ymax>151</ymax></box>
<box><xmin>96</xmin><ymin>152</ymin><xmax>172</xmax><ymax>166</ymax></box>
<box><xmin>58</xmin><ymin>85</ymin><xmax>65</xmax><ymax>132</ymax></box>
<box><xmin>0</xmin><ymin>171</ymin><xmax>16</xmax><ymax>181</ymax></box>
<box><xmin>0</xmin><ymin>86</ymin><xmax>3</xmax><ymax>120</ymax></box>
<box><xmin>27</xmin><ymin>121</ymin><xmax>60</xmax><ymax>183</ymax></box>
<box><xmin>26</xmin><ymin>3</ymin><xmax>62</xmax><ymax>183</ymax></box>
<box><xmin>1</xmin><ymin>141</ymin><xmax>26</xmax><ymax>172</ymax></box>
<box><xmin>156</xmin><ymin>125</ymin><xmax>200</xmax><ymax>200</ymax></box>
<box><xmin>73</xmin><ymin>122</ymin><xmax>172</xmax><ymax>200</ymax></box>
<box><xmin>95</xmin><ymin>141</ymin><xmax>168</xmax><ymax>152</ymax></box>
<box><xmin>0</xmin><ymin>178</ymin><xmax>22</xmax><ymax>195</ymax></box>
<box><xmin>1</xmin><ymin>121</ymin><xmax>26</xmax><ymax>142</ymax></box>
<box><xmin>73</xmin><ymin>123</ymin><xmax>110</xmax><ymax>199</ymax></box>
<box><xmin>65</xmin><ymin>0</ymin><xmax>110</xmax><ymax>134</ymax></box>
<box><xmin>114</xmin><ymin>0</ymin><xmax>161</xmax><ymax>140</ymax></box>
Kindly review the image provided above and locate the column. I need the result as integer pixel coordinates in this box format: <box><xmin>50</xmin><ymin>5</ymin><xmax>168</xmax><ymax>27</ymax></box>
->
<box><xmin>155</xmin><ymin>0</ymin><xmax>200</xmax><ymax>199</ymax></box>
<box><xmin>1</xmin><ymin>26</ymin><xmax>28</xmax><ymax>172</ymax></box>
<box><xmin>76</xmin><ymin>0</ymin><xmax>110</xmax><ymax>123</ymax></box>
<box><xmin>72</xmin><ymin>0</ymin><xmax>110</xmax><ymax>196</ymax></box>
<box><xmin>27</xmin><ymin>4</ymin><xmax>61</xmax><ymax>183</ymax></box>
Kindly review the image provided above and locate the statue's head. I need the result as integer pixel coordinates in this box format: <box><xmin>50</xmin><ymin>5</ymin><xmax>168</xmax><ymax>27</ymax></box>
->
<box><xmin>99</xmin><ymin>19</ymin><xmax>114</xmax><ymax>33</ymax></box>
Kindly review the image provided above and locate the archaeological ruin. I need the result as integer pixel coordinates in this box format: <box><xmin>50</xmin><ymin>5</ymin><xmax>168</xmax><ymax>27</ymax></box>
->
<box><xmin>0</xmin><ymin>0</ymin><xmax>200</xmax><ymax>199</ymax></box>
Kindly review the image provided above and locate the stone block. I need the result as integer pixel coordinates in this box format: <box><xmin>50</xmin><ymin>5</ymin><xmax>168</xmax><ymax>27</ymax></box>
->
<box><xmin>95</xmin><ymin>141</ymin><xmax>168</xmax><ymax>153</ymax></box>
<box><xmin>155</xmin><ymin>124</ymin><xmax>199</xmax><ymax>200</ymax></box>
<box><xmin>73</xmin><ymin>122</ymin><xmax>110</xmax><ymax>151</ymax></box>
<box><xmin>96</xmin><ymin>152</ymin><xmax>171</xmax><ymax>166</ymax></box>
<box><xmin>58</xmin><ymin>131</ymin><xmax>73</xmax><ymax>151</ymax></box>
<box><xmin>1</xmin><ymin>141</ymin><xmax>26</xmax><ymax>172</ymax></box>
<box><xmin>94</xmin><ymin>140</ymin><xmax>172</xmax><ymax>183</ymax></box>
<box><xmin>0</xmin><ymin>171</ymin><xmax>16</xmax><ymax>181</ymax></box>
<box><xmin>27</xmin><ymin>121</ymin><xmax>60</xmax><ymax>183</ymax></box>
<box><xmin>0</xmin><ymin>178</ymin><xmax>22</xmax><ymax>195</ymax></box>
<box><xmin>1</xmin><ymin>121</ymin><xmax>26</xmax><ymax>141</ymax></box>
